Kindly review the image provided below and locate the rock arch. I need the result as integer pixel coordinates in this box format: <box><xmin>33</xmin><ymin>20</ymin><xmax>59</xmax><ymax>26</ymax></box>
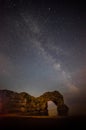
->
<box><xmin>36</xmin><ymin>91</ymin><xmax>69</xmax><ymax>116</ymax></box>
<box><xmin>0</xmin><ymin>90</ymin><xmax>69</xmax><ymax>116</ymax></box>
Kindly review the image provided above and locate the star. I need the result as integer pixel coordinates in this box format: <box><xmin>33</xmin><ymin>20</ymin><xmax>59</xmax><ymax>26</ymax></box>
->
<box><xmin>48</xmin><ymin>7</ymin><xmax>51</xmax><ymax>11</ymax></box>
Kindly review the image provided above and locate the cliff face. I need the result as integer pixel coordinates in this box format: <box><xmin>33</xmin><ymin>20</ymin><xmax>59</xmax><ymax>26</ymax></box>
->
<box><xmin>0</xmin><ymin>90</ymin><xmax>69</xmax><ymax>116</ymax></box>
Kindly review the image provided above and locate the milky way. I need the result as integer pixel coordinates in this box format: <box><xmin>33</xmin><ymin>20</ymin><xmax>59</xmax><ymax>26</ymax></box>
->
<box><xmin>0</xmin><ymin>0</ymin><xmax>86</xmax><ymax>115</ymax></box>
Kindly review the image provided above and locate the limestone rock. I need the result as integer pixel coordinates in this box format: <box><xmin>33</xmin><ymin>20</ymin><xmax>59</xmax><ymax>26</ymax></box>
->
<box><xmin>0</xmin><ymin>89</ymin><xmax>69</xmax><ymax>116</ymax></box>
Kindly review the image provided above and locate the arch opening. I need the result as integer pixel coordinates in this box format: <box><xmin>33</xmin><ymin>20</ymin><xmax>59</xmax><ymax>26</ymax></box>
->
<box><xmin>47</xmin><ymin>101</ymin><xmax>58</xmax><ymax>117</ymax></box>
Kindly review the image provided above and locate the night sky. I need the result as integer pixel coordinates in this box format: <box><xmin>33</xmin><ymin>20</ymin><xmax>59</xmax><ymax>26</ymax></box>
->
<box><xmin>0</xmin><ymin>0</ymin><xmax>86</xmax><ymax>115</ymax></box>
